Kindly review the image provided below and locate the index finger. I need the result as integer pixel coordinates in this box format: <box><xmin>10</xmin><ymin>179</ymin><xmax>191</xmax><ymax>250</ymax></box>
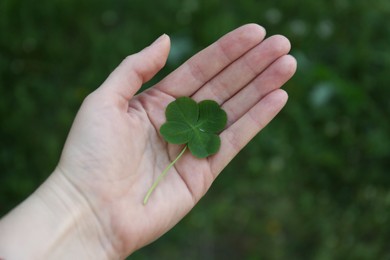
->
<box><xmin>155</xmin><ymin>24</ymin><xmax>266</xmax><ymax>97</ymax></box>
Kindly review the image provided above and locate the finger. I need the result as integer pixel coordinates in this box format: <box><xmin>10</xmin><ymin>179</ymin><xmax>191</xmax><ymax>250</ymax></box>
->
<box><xmin>192</xmin><ymin>35</ymin><xmax>291</xmax><ymax>104</ymax></box>
<box><xmin>100</xmin><ymin>34</ymin><xmax>171</xmax><ymax>103</ymax></box>
<box><xmin>209</xmin><ymin>89</ymin><xmax>288</xmax><ymax>176</ymax></box>
<box><xmin>155</xmin><ymin>24</ymin><xmax>266</xmax><ymax>97</ymax></box>
<box><xmin>222</xmin><ymin>54</ymin><xmax>297</xmax><ymax>126</ymax></box>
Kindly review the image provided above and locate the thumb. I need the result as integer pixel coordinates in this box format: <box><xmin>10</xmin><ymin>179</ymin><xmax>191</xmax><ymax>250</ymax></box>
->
<box><xmin>100</xmin><ymin>34</ymin><xmax>170</xmax><ymax>101</ymax></box>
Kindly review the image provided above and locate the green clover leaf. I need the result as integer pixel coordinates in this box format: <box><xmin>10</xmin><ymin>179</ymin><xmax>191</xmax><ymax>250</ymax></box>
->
<box><xmin>143</xmin><ymin>97</ymin><xmax>227</xmax><ymax>204</ymax></box>
<box><xmin>160</xmin><ymin>97</ymin><xmax>227</xmax><ymax>158</ymax></box>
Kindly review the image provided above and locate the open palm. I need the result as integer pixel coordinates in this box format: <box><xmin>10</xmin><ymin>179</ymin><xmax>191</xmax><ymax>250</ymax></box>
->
<box><xmin>56</xmin><ymin>24</ymin><xmax>296</xmax><ymax>258</ymax></box>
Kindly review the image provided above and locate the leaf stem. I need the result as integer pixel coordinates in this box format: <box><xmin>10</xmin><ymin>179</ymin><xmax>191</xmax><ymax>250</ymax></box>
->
<box><xmin>143</xmin><ymin>146</ymin><xmax>187</xmax><ymax>205</ymax></box>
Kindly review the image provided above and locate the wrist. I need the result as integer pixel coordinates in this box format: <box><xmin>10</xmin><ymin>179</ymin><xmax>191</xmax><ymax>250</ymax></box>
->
<box><xmin>0</xmin><ymin>169</ymin><xmax>117</xmax><ymax>260</ymax></box>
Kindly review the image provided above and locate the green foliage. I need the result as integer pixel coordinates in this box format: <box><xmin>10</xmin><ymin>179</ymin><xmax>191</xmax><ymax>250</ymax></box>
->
<box><xmin>144</xmin><ymin>97</ymin><xmax>227</xmax><ymax>204</ymax></box>
<box><xmin>1</xmin><ymin>0</ymin><xmax>390</xmax><ymax>259</ymax></box>
<box><xmin>160</xmin><ymin>97</ymin><xmax>227</xmax><ymax>158</ymax></box>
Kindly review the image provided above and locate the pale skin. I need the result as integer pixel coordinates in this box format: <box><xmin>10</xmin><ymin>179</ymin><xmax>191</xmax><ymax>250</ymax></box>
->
<box><xmin>0</xmin><ymin>24</ymin><xmax>297</xmax><ymax>259</ymax></box>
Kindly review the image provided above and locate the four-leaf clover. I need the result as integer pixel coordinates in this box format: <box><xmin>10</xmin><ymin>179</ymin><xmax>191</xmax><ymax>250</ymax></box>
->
<box><xmin>160</xmin><ymin>97</ymin><xmax>227</xmax><ymax>158</ymax></box>
<box><xmin>143</xmin><ymin>97</ymin><xmax>227</xmax><ymax>204</ymax></box>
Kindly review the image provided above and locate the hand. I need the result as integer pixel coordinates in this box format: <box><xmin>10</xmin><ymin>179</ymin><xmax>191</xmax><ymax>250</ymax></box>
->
<box><xmin>0</xmin><ymin>24</ymin><xmax>296</xmax><ymax>259</ymax></box>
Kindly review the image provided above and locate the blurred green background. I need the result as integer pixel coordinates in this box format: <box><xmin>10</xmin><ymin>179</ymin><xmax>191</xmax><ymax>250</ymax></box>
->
<box><xmin>1</xmin><ymin>0</ymin><xmax>390</xmax><ymax>259</ymax></box>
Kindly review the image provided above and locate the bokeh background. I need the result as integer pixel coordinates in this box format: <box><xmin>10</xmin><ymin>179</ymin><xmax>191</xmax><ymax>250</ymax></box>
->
<box><xmin>1</xmin><ymin>0</ymin><xmax>390</xmax><ymax>259</ymax></box>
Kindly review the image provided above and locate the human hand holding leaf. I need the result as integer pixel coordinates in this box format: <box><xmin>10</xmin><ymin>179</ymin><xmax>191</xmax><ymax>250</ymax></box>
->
<box><xmin>45</xmin><ymin>24</ymin><xmax>296</xmax><ymax>258</ymax></box>
<box><xmin>144</xmin><ymin>97</ymin><xmax>227</xmax><ymax>204</ymax></box>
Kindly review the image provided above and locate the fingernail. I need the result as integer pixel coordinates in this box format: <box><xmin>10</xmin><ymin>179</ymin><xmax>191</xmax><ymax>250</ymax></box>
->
<box><xmin>151</xmin><ymin>34</ymin><xmax>168</xmax><ymax>46</ymax></box>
